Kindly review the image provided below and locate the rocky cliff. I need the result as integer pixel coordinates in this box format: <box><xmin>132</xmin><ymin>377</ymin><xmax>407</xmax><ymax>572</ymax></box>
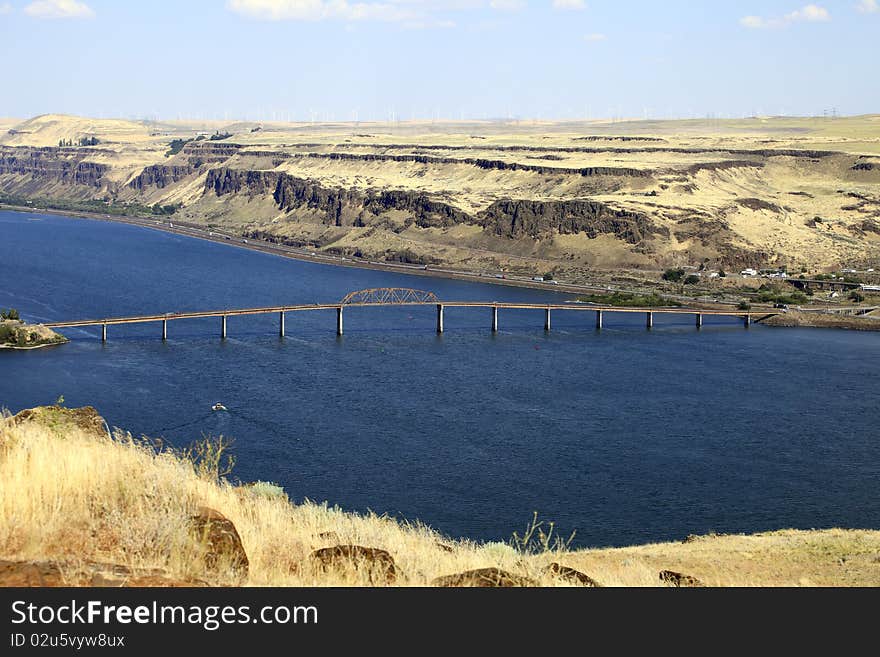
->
<box><xmin>204</xmin><ymin>167</ymin><xmax>660</xmax><ymax>243</ymax></box>
<box><xmin>479</xmin><ymin>199</ymin><xmax>665</xmax><ymax>242</ymax></box>
<box><xmin>0</xmin><ymin>146</ymin><xmax>109</xmax><ymax>188</ymax></box>
<box><xmin>293</xmin><ymin>151</ymin><xmax>650</xmax><ymax>178</ymax></box>
<box><xmin>129</xmin><ymin>164</ymin><xmax>195</xmax><ymax>190</ymax></box>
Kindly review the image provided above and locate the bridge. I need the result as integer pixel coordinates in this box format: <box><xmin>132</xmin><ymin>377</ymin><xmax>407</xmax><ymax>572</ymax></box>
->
<box><xmin>43</xmin><ymin>287</ymin><xmax>776</xmax><ymax>341</ymax></box>
<box><xmin>787</xmin><ymin>278</ymin><xmax>862</xmax><ymax>293</ymax></box>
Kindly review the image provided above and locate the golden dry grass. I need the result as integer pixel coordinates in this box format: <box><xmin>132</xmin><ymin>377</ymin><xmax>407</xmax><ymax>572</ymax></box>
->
<box><xmin>2</xmin><ymin>407</ymin><xmax>878</xmax><ymax>587</ymax></box>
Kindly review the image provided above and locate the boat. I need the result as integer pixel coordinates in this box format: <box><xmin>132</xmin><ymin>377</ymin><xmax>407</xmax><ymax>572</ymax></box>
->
<box><xmin>212</xmin><ymin>402</ymin><xmax>227</xmax><ymax>412</ymax></box>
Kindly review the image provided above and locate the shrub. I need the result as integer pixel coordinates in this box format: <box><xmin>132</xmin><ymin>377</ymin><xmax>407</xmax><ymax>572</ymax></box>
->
<box><xmin>850</xmin><ymin>291</ymin><xmax>865</xmax><ymax>303</ymax></box>
<box><xmin>247</xmin><ymin>481</ymin><xmax>288</xmax><ymax>501</ymax></box>
<box><xmin>684</xmin><ymin>274</ymin><xmax>701</xmax><ymax>285</ymax></box>
<box><xmin>165</xmin><ymin>138</ymin><xmax>194</xmax><ymax>157</ymax></box>
<box><xmin>662</xmin><ymin>268</ymin><xmax>686</xmax><ymax>283</ymax></box>
<box><xmin>179</xmin><ymin>435</ymin><xmax>235</xmax><ymax>482</ymax></box>
<box><xmin>755</xmin><ymin>290</ymin><xmax>808</xmax><ymax>305</ymax></box>
<box><xmin>510</xmin><ymin>512</ymin><xmax>575</xmax><ymax>555</ymax></box>
<box><xmin>577</xmin><ymin>292</ymin><xmax>680</xmax><ymax>307</ymax></box>
<box><xmin>737</xmin><ymin>300</ymin><xmax>752</xmax><ymax>310</ymax></box>
<box><xmin>0</xmin><ymin>308</ymin><xmax>20</xmax><ymax>320</ymax></box>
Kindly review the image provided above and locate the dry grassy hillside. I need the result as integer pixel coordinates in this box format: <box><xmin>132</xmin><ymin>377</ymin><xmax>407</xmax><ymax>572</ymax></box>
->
<box><xmin>1</xmin><ymin>406</ymin><xmax>877</xmax><ymax>587</ymax></box>
<box><xmin>1</xmin><ymin>114</ymin><xmax>879</xmax><ymax>279</ymax></box>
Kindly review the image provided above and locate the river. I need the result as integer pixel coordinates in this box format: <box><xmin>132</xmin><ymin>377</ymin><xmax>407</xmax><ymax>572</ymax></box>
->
<box><xmin>1</xmin><ymin>210</ymin><xmax>878</xmax><ymax>548</ymax></box>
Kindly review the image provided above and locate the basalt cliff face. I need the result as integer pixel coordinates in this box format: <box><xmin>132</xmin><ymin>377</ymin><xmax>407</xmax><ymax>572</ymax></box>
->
<box><xmin>0</xmin><ymin>146</ymin><xmax>110</xmax><ymax>189</ymax></box>
<box><xmin>203</xmin><ymin>167</ymin><xmax>662</xmax><ymax>244</ymax></box>
<box><xmin>2</xmin><ymin>114</ymin><xmax>879</xmax><ymax>276</ymax></box>
<box><xmin>129</xmin><ymin>165</ymin><xmax>195</xmax><ymax>190</ymax></box>
<box><xmin>480</xmin><ymin>199</ymin><xmax>664</xmax><ymax>242</ymax></box>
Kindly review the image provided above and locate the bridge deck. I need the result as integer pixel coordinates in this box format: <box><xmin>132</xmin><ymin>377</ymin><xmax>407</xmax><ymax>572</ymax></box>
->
<box><xmin>43</xmin><ymin>302</ymin><xmax>772</xmax><ymax>329</ymax></box>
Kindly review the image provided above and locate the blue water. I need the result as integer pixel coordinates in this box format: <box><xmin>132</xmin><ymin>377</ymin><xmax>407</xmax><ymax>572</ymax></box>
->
<box><xmin>1</xmin><ymin>210</ymin><xmax>879</xmax><ymax>548</ymax></box>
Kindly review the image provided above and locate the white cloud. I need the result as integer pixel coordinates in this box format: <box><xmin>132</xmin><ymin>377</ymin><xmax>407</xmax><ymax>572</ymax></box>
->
<box><xmin>740</xmin><ymin>4</ymin><xmax>830</xmax><ymax>28</ymax></box>
<box><xmin>227</xmin><ymin>1</ymin><xmax>411</xmax><ymax>22</ymax></box>
<box><xmin>790</xmin><ymin>3</ymin><xmax>830</xmax><ymax>20</ymax></box>
<box><xmin>489</xmin><ymin>0</ymin><xmax>525</xmax><ymax>10</ymax></box>
<box><xmin>0</xmin><ymin>3</ymin><xmax>13</xmax><ymax>16</ymax></box>
<box><xmin>583</xmin><ymin>32</ymin><xmax>605</xmax><ymax>41</ymax></box>
<box><xmin>553</xmin><ymin>0</ymin><xmax>585</xmax><ymax>9</ymax></box>
<box><xmin>740</xmin><ymin>15</ymin><xmax>766</xmax><ymax>28</ymax></box>
<box><xmin>24</xmin><ymin>0</ymin><xmax>95</xmax><ymax>18</ymax></box>
<box><xmin>856</xmin><ymin>0</ymin><xmax>878</xmax><ymax>13</ymax></box>
<box><xmin>228</xmin><ymin>0</ymin><xmax>526</xmax><ymax>24</ymax></box>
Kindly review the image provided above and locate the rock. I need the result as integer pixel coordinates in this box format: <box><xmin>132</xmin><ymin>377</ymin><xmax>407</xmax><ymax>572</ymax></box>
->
<box><xmin>189</xmin><ymin>507</ymin><xmax>249</xmax><ymax>578</ymax></box>
<box><xmin>129</xmin><ymin>164</ymin><xmax>195</xmax><ymax>190</ymax></box>
<box><xmin>203</xmin><ymin>167</ymin><xmax>660</xmax><ymax>243</ymax></box>
<box><xmin>479</xmin><ymin>199</ymin><xmax>662</xmax><ymax>243</ymax></box>
<box><xmin>0</xmin><ymin>560</ymin><xmax>203</xmax><ymax>587</ymax></box>
<box><xmin>659</xmin><ymin>570</ymin><xmax>704</xmax><ymax>587</ymax></box>
<box><xmin>0</xmin><ymin>560</ymin><xmax>64</xmax><ymax>586</ymax></box>
<box><xmin>309</xmin><ymin>545</ymin><xmax>397</xmax><ymax>584</ymax></box>
<box><xmin>13</xmin><ymin>405</ymin><xmax>106</xmax><ymax>438</ymax></box>
<box><xmin>0</xmin><ymin>146</ymin><xmax>108</xmax><ymax>187</ymax></box>
<box><xmin>432</xmin><ymin>567</ymin><xmax>536</xmax><ymax>588</ymax></box>
<box><xmin>544</xmin><ymin>562</ymin><xmax>601</xmax><ymax>587</ymax></box>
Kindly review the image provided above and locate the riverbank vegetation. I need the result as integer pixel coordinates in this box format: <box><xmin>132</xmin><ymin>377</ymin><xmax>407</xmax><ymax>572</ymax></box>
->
<box><xmin>2</xmin><ymin>405</ymin><xmax>875</xmax><ymax>587</ymax></box>
<box><xmin>761</xmin><ymin>310</ymin><xmax>880</xmax><ymax>331</ymax></box>
<box><xmin>0</xmin><ymin>314</ymin><xmax>67</xmax><ymax>349</ymax></box>
<box><xmin>577</xmin><ymin>291</ymin><xmax>682</xmax><ymax>307</ymax></box>
<box><xmin>0</xmin><ymin>193</ymin><xmax>178</xmax><ymax>217</ymax></box>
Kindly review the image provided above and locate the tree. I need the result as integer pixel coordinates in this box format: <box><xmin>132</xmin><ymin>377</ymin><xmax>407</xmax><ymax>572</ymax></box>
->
<box><xmin>684</xmin><ymin>274</ymin><xmax>701</xmax><ymax>285</ymax></box>
<box><xmin>850</xmin><ymin>290</ymin><xmax>865</xmax><ymax>303</ymax></box>
<box><xmin>662</xmin><ymin>268</ymin><xmax>686</xmax><ymax>283</ymax></box>
<box><xmin>737</xmin><ymin>300</ymin><xmax>751</xmax><ymax>310</ymax></box>
<box><xmin>1</xmin><ymin>308</ymin><xmax>20</xmax><ymax>320</ymax></box>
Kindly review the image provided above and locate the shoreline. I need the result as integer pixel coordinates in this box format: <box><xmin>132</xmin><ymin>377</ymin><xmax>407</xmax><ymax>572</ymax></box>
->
<box><xmin>5</xmin><ymin>204</ymin><xmax>875</xmax><ymax>325</ymax></box>
<box><xmin>760</xmin><ymin>310</ymin><xmax>880</xmax><ymax>331</ymax></box>
<box><xmin>0</xmin><ymin>341</ymin><xmax>66</xmax><ymax>350</ymax></box>
<box><xmin>1</xmin><ymin>203</ymin><xmax>607</xmax><ymax>298</ymax></box>
<box><xmin>4</xmin><ymin>404</ymin><xmax>879</xmax><ymax>587</ymax></box>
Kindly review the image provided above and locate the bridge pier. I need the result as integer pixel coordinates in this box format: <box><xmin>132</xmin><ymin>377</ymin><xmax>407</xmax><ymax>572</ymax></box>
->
<box><xmin>491</xmin><ymin>305</ymin><xmax>498</xmax><ymax>332</ymax></box>
<box><xmin>744</xmin><ymin>314</ymin><xmax>751</xmax><ymax>328</ymax></box>
<box><xmin>646</xmin><ymin>311</ymin><xmax>653</xmax><ymax>329</ymax></box>
<box><xmin>221</xmin><ymin>315</ymin><xmax>227</xmax><ymax>339</ymax></box>
<box><xmin>696</xmin><ymin>313</ymin><xmax>703</xmax><ymax>329</ymax></box>
<box><xmin>436</xmin><ymin>304</ymin><xmax>444</xmax><ymax>334</ymax></box>
<box><xmin>162</xmin><ymin>319</ymin><xmax>167</xmax><ymax>340</ymax></box>
<box><xmin>596</xmin><ymin>309</ymin><xmax>603</xmax><ymax>330</ymax></box>
<box><xmin>101</xmin><ymin>324</ymin><xmax>107</xmax><ymax>342</ymax></box>
<box><xmin>544</xmin><ymin>308</ymin><xmax>551</xmax><ymax>331</ymax></box>
<box><xmin>336</xmin><ymin>307</ymin><xmax>343</xmax><ymax>336</ymax></box>
<box><xmin>279</xmin><ymin>311</ymin><xmax>285</xmax><ymax>337</ymax></box>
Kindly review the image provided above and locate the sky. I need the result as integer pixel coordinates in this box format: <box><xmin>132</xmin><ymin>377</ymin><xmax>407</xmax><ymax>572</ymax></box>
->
<box><xmin>0</xmin><ymin>0</ymin><xmax>878</xmax><ymax>121</ymax></box>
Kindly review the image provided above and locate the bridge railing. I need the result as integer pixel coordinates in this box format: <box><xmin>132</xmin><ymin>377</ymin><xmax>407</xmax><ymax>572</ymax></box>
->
<box><xmin>340</xmin><ymin>288</ymin><xmax>440</xmax><ymax>305</ymax></box>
